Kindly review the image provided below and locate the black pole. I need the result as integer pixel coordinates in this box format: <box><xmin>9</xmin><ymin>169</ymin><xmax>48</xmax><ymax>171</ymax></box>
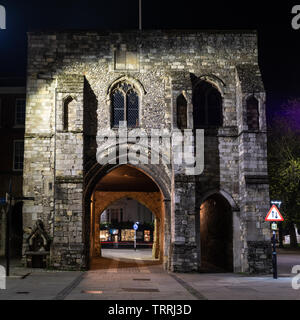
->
<box><xmin>139</xmin><ymin>0</ymin><xmax>142</xmax><ymax>30</ymax></box>
<box><xmin>272</xmin><ymin>230</ymin><xmax>278</xmax><ymax>279</ymax></box>
<box><xmin>5</xmin><ymin>204</ymin><xmax>9</xmax><ymax>277</ymax></box>
<box><xmin>5</xmin><ymin>179</ymin><xmax>12</xmax><ymax>277</ymax></box>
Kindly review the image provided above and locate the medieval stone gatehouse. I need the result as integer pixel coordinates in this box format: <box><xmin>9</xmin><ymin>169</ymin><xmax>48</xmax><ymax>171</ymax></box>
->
<box><xmin>22</xmin><ymin>30</ymin><xmax>272</xmax><ymax>273</ymax></box>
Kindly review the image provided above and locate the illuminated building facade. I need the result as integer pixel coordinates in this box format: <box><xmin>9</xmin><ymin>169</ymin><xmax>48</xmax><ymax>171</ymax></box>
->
<box><xmin>22</xmin><ymin>30</ymin><xmax>272</xmax><ymax>273</ymax></box>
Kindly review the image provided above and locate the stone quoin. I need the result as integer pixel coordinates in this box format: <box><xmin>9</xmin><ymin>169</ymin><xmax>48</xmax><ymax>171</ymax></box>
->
<box><xmin>22</xmin><ymin>30</ymin><xmax>272</xmax><ymax>273</ymax></box>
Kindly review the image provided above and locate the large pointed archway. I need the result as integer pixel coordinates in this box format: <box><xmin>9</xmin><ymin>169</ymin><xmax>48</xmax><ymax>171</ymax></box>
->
<box><xmin>86</xmin><ymin>164</ymin><xmax>167</xmax><ymax>269</ymax></box>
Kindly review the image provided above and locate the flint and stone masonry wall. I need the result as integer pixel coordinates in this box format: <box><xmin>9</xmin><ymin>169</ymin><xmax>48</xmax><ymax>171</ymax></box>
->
<box><xmin>23</xmin><ymin>30</ymin><xmax>271</xmax><ymax>273</ymax></box>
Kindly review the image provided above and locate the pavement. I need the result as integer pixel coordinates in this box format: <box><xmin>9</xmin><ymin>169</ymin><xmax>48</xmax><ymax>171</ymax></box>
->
<box><xmin>0</xmin><ymin>249</ymin><xmax>299</xmax><ymax>300</ymax></box>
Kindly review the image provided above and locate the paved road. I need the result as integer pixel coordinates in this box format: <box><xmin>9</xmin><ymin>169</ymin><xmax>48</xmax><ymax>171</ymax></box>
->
<box><xmin>0</xmin><ymin>250</ymin><xmax>299</xmax><ymax>300</ymax></box>
<box><xmin>101</xmin><ymin>248</ymin><xmax>154</xmax><ymax>261</ymax></box>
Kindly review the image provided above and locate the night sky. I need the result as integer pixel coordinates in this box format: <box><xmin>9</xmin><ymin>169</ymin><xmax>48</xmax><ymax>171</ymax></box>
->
<box><xmin>0</xmin><ymin>0</ymin><xmax>299</xmax><ymax>114</ymax></box>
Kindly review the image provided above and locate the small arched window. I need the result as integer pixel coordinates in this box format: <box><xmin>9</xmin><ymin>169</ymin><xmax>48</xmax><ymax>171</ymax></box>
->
<box><xmin>193</xmin><ymin>81</ymin><xmax>222</xmax><ymax>128</ymax></box>
<box><xmin>111</xmin><ymin>82</ymin><xmax>139</xmax><ymax>128</ymax></box>
<box><xmin>246</xmin><ymin>96</ymin><xmax>259</xmax><ymax>130</ymax></box>
<box><xmin>176</xmin><ymin>94</ymin><xmax>187</xmax><ymax>129</ymax></box>
<box><xmin>63</xmin><ymin>96</ymin><xmax>73</xmax><ymax>131</ymax></box>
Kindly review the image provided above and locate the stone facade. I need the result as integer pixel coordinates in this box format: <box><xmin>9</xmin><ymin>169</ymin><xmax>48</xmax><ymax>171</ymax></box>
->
<box><xmin>22</xmin><ymin>30</ymin><xmax>272</xmax><ymax>273</ymax></box>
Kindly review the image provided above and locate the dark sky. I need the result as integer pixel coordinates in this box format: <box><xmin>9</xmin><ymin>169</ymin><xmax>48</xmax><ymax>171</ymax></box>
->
<box><xmin>0</xmin><ymin>0</ymin><xmax>299</xmax><ymax>112</ymax></box>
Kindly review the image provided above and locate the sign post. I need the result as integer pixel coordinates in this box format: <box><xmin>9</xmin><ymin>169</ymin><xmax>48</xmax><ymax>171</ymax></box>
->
<box><xmin>271</xmin><ymin>222</ymin><xmax>278</xmax><ymax>279</ymax></box>
<box><xmin>265</xmin><ymin>205</ymin><xmax>284</xmax><ymax>279</ymax></box>
<box><xmin>133</xmin><ymin>222</ymin><xmax>139</xmax><ymax>251</ymax></box>
<box><xmin>271</xmin><ymin>201</ymin><xmax>283</xmax><ymax>248</ymax></box>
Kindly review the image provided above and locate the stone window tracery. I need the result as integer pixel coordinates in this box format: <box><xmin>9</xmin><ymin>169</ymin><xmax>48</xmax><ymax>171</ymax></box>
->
<box><xmin>111</xmin><ymin>82</ymin><xmax>139</xmax><ymax>128</ymax></box>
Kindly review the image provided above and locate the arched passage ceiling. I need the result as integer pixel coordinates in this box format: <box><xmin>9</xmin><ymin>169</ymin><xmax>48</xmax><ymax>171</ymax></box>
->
<box><xmin>95</xmin><ymin>165</ymin><xmax>159</xmax><ymax>192</ymax></box>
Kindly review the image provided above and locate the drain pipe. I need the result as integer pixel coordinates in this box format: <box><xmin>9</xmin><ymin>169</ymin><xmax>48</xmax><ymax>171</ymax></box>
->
<box><xmin>53</xmin><ymin>81</ymin><xmax>58</xmax><ymax>250</ymax></box>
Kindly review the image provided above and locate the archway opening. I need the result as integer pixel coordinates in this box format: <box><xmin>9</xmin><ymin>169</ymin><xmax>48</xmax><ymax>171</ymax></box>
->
<box><xmin>199</xmin><ymin>194</ymin><xmax>233</xmax><ymax>272</ymax></box>
<box><xmin>99</xmin><ymin>198</ymin><xmax>157</xmax><ymax>260</ymax></box>
<box><xmin>89</xmin><ymin>165</ymin><xmax>164</xmax><ymax>269</ymax></box>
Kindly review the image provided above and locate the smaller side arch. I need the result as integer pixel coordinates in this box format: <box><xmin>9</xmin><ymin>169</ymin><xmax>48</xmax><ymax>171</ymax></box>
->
<box><xmin>196</xmin><ymin>189</ymin><xmax>241</xmax><ymax>272</ymax></box>
<box><xmin>198</xmin><ymin>188</ymin><xmax>239</xmax><ymax>211</ymax></box>
<box><xmin>197</xmin><ymin>191</ymin><xmax>234</xmax><ymax>272</ymax></box>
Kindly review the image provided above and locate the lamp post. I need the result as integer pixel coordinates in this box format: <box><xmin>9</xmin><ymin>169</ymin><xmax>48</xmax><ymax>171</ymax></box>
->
<box><xmin>133</xmin><ymin>222</ymin><xmax>139</xmax><ymax>251</ymax></box>
<box><xmin>5</xmin><ymin>179</ymin><xmax>12</xmax><ymax>277</ymax></box>
<box><xmin>271</xmin><ymin>222</ymin><xmax>278</xmax><ymax>279</ymax></box>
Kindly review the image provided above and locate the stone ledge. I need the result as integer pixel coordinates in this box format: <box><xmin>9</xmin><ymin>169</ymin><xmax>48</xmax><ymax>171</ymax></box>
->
<box><xmin>245</xmin><ymin>175</ymin><xmax>269</xmax><ymax>184</ymax></box>
<box><xmin>55</xmin><ymin>176</ymin><xmax>83</xmax><ymax>184</ymax></box>
<box><xmin>24</xmin><ymin>134</ymin><xmax>54</xmax><ymax>139</ymax></box>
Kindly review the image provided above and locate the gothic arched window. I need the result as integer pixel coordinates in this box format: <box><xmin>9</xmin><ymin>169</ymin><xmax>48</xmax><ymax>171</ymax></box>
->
<box><xmin>177</xmin><ymin>94</ymin><xmax>187</xmax><ymax>129</ymax></box>
<box><xmin>246</xmin><ymin>96</ymin><xmax>259</xmax><ymax>130</ymax></box>
<box><xmin>111</xmin><ymin>82</ymin><xmax>139</xmax><ymax>128</ymax></box>
<box><xmin>192</xmin><ymin>81</ymin><xmax>222</xmax><ymax>128</ymax></box>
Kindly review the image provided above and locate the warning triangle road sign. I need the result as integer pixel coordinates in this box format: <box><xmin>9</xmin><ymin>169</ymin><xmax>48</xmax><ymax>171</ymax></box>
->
<box><xmin>265</xmin><ymin>205</ymin><xmax>284</xmax><ymax>221</ymax></box>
